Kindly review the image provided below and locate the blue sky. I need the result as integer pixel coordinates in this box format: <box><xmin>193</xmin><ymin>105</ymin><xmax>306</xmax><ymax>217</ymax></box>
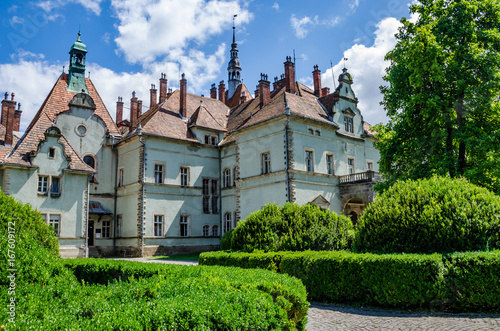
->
<box><xmin>0</xmin><ymin>0</ymin><xmax>412</xmax><ymax>130</ymax></box>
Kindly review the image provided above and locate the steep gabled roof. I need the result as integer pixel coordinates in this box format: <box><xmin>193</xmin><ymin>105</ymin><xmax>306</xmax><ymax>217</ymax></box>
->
<box><xmin>135</xmin><ymin>90</ymin><xmax>229</xmax><ymax>142</ymax></box>
<box><xmin>225</xmin><ymin>83</ymin><xmax>252</xmax><ymax>109</ymax></box>
<box><xmin>2</xmin><ymin>74</ymin><xmax>114</xmax><ymax>170</ymax></box>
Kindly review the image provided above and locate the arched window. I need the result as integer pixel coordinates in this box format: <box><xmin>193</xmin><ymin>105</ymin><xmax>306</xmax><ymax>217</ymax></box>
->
<box><xmin>224</xmin><ymin>213</ymin><xmax>232</xmax><ymax>233</ymax></box>
<box><xmin>223</xmin><ymin>168</ymin><xmax>231</xmax><ymax>188</ymax></box>
<box><xmin>202</xmin><ymin>225</ymin><xmax>210</xmax><ymax>237</ymax></box>
<box><xmin>212</xmin><ymin>225</ymin><xmax>219</xmax><ymax>237</ymax></box>
<box><xmin>83</xmin><ymin>155</ymin><xmax>97</xmax><ymax>182</ymax></box>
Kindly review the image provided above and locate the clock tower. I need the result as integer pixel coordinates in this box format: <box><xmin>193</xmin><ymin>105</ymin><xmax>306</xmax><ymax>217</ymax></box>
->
<box><xmin>67</xmin><ymin>32</ymin><xmax>88</xmax><ymax>93</ymax></box>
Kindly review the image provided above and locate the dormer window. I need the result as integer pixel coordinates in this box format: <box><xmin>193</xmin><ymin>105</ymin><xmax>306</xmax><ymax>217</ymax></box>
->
<box><xmin>344</xmin><ymin>117</ymin><xmax>354</xmax><ymax>133</ymax></box>
<box><xmin>48</xmin><ymin>148</ymin><xmax>55</xmax><ymax>159</ymax></box>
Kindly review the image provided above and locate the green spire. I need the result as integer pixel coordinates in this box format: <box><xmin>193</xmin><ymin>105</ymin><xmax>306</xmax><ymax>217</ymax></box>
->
<box><xmin>67</xmin><ymin>32</ymin><xmax>88</xmax><ymax>93</ymax></box>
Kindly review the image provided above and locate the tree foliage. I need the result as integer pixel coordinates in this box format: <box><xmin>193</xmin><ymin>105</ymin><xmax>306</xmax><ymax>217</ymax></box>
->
<box><xmin>378</xmin><ymin>0</ymin><xmax>500</xmax><ymax>193</ymax></box>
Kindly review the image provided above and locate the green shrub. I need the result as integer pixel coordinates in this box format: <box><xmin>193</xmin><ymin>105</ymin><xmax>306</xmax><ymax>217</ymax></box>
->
<box><xmin>355</xmin><ymin>177</ymin><xmax>500</xmax><ymax>253</ymax></box>
<box><xmin>199</xmin><ymin>251</ymin><xmax>287</xmax><ymax>272</ymax></box>
<box><xmin>0</xmin><ymin>190</ymin><xmax>65</xmax><ymax>286</ymax></box>
<box><xmin>222</xmin><ymin>203</ymin><xmax>354</xmax><ymax>252</ymax></box>
<box><xmin>3</xmin><ymin>259</ymin><xmax>308</xmax><ymax>330</ymax></box>
<box><xmin>443</xmin><ymin>251</ymin><xmax>500</xmax><ymax>311</ymax></box>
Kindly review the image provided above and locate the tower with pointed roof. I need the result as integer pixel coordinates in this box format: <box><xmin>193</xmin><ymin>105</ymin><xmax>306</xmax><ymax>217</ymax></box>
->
<box><xmin>67</xmin><ymin>32</ymin><xmax>88</xmax><ymax>93</ymax></box>
<box><xmin>227</xmin><ymin>20</ymin><xmax>241</xmax><ymax>100</ymax></box>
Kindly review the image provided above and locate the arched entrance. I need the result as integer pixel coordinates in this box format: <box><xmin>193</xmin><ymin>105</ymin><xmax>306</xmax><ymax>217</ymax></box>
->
<box><xmin>343</xmin><ymin>197</ymin><xmax>366</xmax><ymax>225</ymax></box>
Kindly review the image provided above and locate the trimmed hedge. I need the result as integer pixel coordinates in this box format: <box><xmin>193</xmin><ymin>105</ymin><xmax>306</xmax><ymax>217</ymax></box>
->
<box><xmin>355</xmin><ymin>177</ymin><xmax>500</xmax><ymax>253</ymax></box>
<box><xmin>222</xmin><ymin>203</ymin><xmax>354</xmax><ymax>252</ymax></box>
<box><xmin>1</xmin><ymin>259</ymin><xmax>309</xmax><ymax>330</ymax></box>
<box><xmin>200</xmin><ymin>250</ymin><xmax>500</xmax><ymax>312</ymax></box>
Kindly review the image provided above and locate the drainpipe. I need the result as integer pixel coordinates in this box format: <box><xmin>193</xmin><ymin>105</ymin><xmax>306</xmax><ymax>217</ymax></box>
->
<box><xmin>85</xmin><ymin>175</ymin><xmax>90</xmax><ymax>258</ymax></box>
<box><xmin>138</xmin><ymin>125</ymin><xmax>146</xmax><ymax>257</ymax></box>
<box><xmin>112</xmin><ymin>135</ymin><xmax>119</xmax><ymax>254</ymax></box>
<box><xmin>218</xmin><ymin>135</ymin><xmax>222</xmax><ymax>244</ymax></box>
<box><xmin>284</xmin><ymin>94</ymin><xmax>291</xmax><ymax>203</ymax></box>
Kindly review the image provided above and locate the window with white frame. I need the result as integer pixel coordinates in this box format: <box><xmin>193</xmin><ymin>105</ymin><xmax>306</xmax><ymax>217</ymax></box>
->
<box><xmin>367</xmin><ymin>161</ymin><xmax>374</xmax><ymax>171</ymax></box>
<box><xmin>348</xmin><ymin>158</ymin><xmax>355</xmax><ymax>174</ymax></box>
<box><xmin>180</xmin><ymin>215</ymin><xmax>189</xmax><ymax>237</ymax></box>
<box><xmin>102</xmin><ymin>220</ymin><xmax>111</xmax><ymax>238</ymax></box>
<box><xmin>203</xmin><ymin>225</ymin><xmax>210</xmax><ymax>237</ymax></box>
<box><xmin>154</xmin><ymin>215</ymin><xmax>164</xmax><ymax>237</ymax></box>
<box><xmin>305</xmin><ymin>150</ymin><xmax>314</xmax><ymax>172</ymax></box>
<box><xmin>212</xmin><ymin>225</ymin><xmax>219</xmax><ymax>237</ymax></box>
<box><xmin>49</xmin><ymin>214</ymin><xmax>60</xmax><ymax>237</ymax></box>
<box><xmin>261</xmin><ymin>152</ymin><xmax>271</xmax><ymax>174</ymax></box>
<box><xmin>118</xmin><ymin>168</ymin><xmax>124</xmax><ymax>187</ymax></box>
<box><xmin>117</xmin><ymin>215</ymin><xmax>123</xmax><ymax>238</ymax></box>
<box><xmin>203</xmin><ymin>178</ymin><xmax>219</xmax><ymax>214</ymax></box>
<box><xmin>344</xmin><ymin>117</ymin><xmax>354</xmax><ymax>133</ymax></box>
<box><xmin>326</xmin><ymin>154</ymin><xmax>334</xmax><ymax>175</ymax></box>
<box><xmin>224</xmin><ymin>213</ymin><xmax>232</xmax><ymax>233</ymax></box>
<box><xmin>205</xmin><ymin>135</ymin><xmax>218</xmax><ymax>145</ymax></box>
<box><xmin>38</xmin><ymin>175</ymin><xmax>48</xmax><ymax>194</ymax></box>
<box><xmin>180</xmin><ymin>167</ymin><xmax>189</xmax><ymax>186</ymax></box>
<box><xmin>154</xmin><ymin>164</ymin><xmax>164</xmax><ymax>184</ymax></box>
<box><xmin>223</xmin><ymin>168</ymin><xmax>231</xmax><ymax>188</ymax></box>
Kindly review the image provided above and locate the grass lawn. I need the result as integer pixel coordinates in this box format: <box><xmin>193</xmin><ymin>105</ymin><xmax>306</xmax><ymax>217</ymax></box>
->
<box><xmin>150</xmin><ymin>253</ymin><xmax>200</xmax><ymax>261</ymax></box>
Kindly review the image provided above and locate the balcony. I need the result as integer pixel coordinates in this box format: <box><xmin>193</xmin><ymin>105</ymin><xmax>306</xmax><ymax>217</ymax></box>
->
<box><xmin>339</xmin><ymin>171</ymin><xmax>381</xmax><ymax>185</ymax></box>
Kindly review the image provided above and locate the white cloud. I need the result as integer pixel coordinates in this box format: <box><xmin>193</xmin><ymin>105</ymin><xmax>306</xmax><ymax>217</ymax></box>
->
<box><xmin>34</xmin><ymin>0</ymin><xmax>104</xmax><ymax>15</ymax></box>
<box><xmin>272</xmin><ymin>2</ymin><xmax>279</xmax><ymax>11</ymax></box>
<box><xmin>349</xmin><ymin>0</ymin><xmax>359</xmax><ymax>10</ymax></box>
<box><xmin>321</xmin><ymin>17</ymin><xmax>402</xmax><ymax>125</ymax></box>
<box><xmin>101</xmin><ymin>32</ymin><xmax>111</xmax><ymax>45</ymax></box>
<box><xmin>9</xmin><ymin>16</ymin><xmax>25</xmax><ymax>25</ymax></box>
<box><xmin>112</xmin><ymin>0</ymin><xmax>252</xmax><ymax>66</ymax></box>
<box><xmin>290</xmin><ymin>14</ymin><xmax>341</xmax><ymax>39</ymax></box>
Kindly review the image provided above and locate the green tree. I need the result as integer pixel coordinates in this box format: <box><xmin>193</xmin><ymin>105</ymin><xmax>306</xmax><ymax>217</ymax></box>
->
<box><xmin>378</xmin><ymin>0</ymin><xmax>500</xmax><ymax>193</ymax></box>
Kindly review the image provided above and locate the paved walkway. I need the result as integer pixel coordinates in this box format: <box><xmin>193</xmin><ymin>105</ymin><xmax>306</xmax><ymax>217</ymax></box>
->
<box><xmin>111</xmin><ymin>258</ymin><xmax>500</xmax><ymax>330</ymax></box>
<box><xmin>307</xmin><ymin>302</ymin><xmax>500</xmax><ymax>330</ymax></box>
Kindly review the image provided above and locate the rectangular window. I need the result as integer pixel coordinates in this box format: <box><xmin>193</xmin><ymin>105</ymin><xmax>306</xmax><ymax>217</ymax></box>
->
<box><xmin>261</xmin><ymin>152</ymin><xmax>271</xmax><ymax>174</ymax></box>
<box><xmin>180</xmin><ymin>167</ymin><xmax>189</xmax><ymax>186</ymax></box>
<box><xmin>326</xmin><ymin>154</ymin><xmax>334</xmax><ymax>175</ymax></box>
<box><xmin>117</xmin><ymin>215</ymin><xmax>123</xmax><ymax>238</ymax></box>
<box><xmin>154</xmin><ymin>164</ymin><xmax>164</xmax><ymax>184</ymax></box>
<box><xmin>50</xmin><ymin>176</ymin><xmax>61</xmax><ymax>195</ymax></box>
<box><xmin>154</xmin><ymin>215</ymin><xmax>163</xmax><ymax>237</ymax></box>
<box><xmin>223</xmin><ymin>168</ymin><xmax>231</xmax><ymax>188</ymax></box>
<box><xmin>48</xmin><ymin>147</ymin><xmax>55</xmax><ymax>158</ymax></box>
<box><xmin>203</xmin><ymin>225</ymin><xmax>210</xmax><ymax>237</ymax></box>
<box><xmin>305</xmin><ymin>150</ymin><xmax>314</xmax><ymax>172</ymax></box>
<box><xmin>205</xmin><ymin>135</ymin><xmax>217</xmax><ymax>145</ymax></box>
<box><xmin>344</xmin><ymin>117</ymin><xmax>354</xmax><ymax>133</ymax></box>
<box><xmin>211</xmin><ymin>136</ymin><xmax>217</xmax><ymax>145</ymax></box>
<box><xmin>212</xmin><ymin>225</ymin><xmax>219</xmax><ymax>237</ymax></box>
<box><xmin>102</xmin><ymin>220</ymin><xmax>111</xmax><ymax>238</ymax></box>
<box><xmin>367</xmin><ymin>161</ymin><xmax>373</xmax><ymax>171</ymax></box>
<box><xmin>38</xmin><ymin>176</ymin><xmax>48</xmax><ymax>194</ymax></box>
<box><xmin>49</xmin><ymin>215</ymin><xmax>60</xmax><ymax>237</ymax></box>
<box><xmin>118</xmin><ymin>168</ymin><xmax>124</xmax><ymax>187</ymax></box>
<box><xmin>348</xmin><ymin>158</ymin><xmax>355</xmax><ymax>174</ymax></box>
<box><xmin>205</xmin><ymin>135</ymin><xmax>210</xmax><ymax>144</ymax></box>
<box><xmin>202</xmin><ymin>179</ymin><xmax>219</xmax><ymax>214</ymax></box>
<box><xmin>180</xmin><ymin>215</ymin><xmax>189</xmax><ymax>237</ymax></box>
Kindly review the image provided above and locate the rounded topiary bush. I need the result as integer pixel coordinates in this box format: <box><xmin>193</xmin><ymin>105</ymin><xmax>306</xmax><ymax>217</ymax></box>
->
<box><xmin>0</xmin><ymin>190</ymin><xmax>64</xmax><ymax>285</ymax></box>
<box><xmin>222</xmin><ymin>202</ymin><xmax>354</xmax><ymax>252</ymax></box>
<box><xmin>355</xmin><ymin>177</ymin><xmax>500</xmax><ymax>253</ymax></box>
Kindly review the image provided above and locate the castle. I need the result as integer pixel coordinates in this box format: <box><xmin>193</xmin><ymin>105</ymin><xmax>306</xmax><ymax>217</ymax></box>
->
<box><xmin>0</xmin><ymin>31</ymin><xmax>380</xmax><ymax>257</ymax></box>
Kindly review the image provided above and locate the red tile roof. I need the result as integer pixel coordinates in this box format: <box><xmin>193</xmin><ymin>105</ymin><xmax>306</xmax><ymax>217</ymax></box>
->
<box><xmin>225</xmin><ymin>84</ymin><xmax>252</xmax><ymax>109</ymax></box>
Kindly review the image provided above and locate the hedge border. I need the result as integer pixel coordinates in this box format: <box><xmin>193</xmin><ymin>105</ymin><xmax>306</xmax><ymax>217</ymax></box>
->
<box><xmin>199</xmin><ymin>250</ymin><xmax>500</xmax><ymax>312</ymax></box>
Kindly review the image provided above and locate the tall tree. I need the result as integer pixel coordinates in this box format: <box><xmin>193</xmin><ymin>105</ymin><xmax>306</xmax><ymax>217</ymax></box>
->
<box><xmin>378</xmin><ymin>0</ymin><xmax>500</xmax><ymax>193</ymax></box>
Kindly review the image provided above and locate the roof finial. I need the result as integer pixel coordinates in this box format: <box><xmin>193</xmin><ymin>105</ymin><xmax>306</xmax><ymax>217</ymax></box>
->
<box><xmin>343</xmin><ymin>57</ymin><xmax>348</xmax><ymax>70</ymax></box>
<box><xmin>232</xmin><ymin>14</ymin><xmax>237</xmax><ymax>44</ymax></box>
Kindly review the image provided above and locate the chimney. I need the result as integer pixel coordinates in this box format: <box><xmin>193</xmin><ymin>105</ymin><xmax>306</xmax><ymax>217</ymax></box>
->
<box><xmin>159</xmin><ymin>73</ymin><xmax>168</xmax><ymax>103</ymax></box>
<box><xmin>1</xmin><ymin>92</ymin><xmax>10</xmax><ymax>126</ymax></box>
<box><xmin>150</xmin><ymin>84</ymin><xmax>157</xmax><ymax>108</ymax></box>
<box><xmin>210</xmin><ymin>84</ymin><xmax>217</xmax><ymax>99</ymax></box>
<box><xmin>321</xmin><ymin>87</ymin><xmax>330</xmax><ymax>96</ymax></box>
<box><xmin>116</xmin><ymin>96</ymin><xmax>123</xmax><ymax>125</ymax></box>
<box><xmin>180</xmin><ymin>73</ymin><xmax>187</xmax><ymax>118</ymax></box>
<box><xmin>4</xmin><ymin>93</ymin><xmax>16</xmax><ymax>146</ymax></box>
<box><xmin>218</xmin><ymin>80</ymin><xmax>226</xmax><ymax>104</ymax></box>
<box><xmin>240</xmin><ymin>91</ymin><xmax>247</xmax><ymax>105</ymax></box>
<box><xmin>130</xmin><ymin>91</ymin><xmax>138</xmax><ymax>132</ymax></box>
<box><xmin>284</xmin><ymin>56</ymin><xmax>296</xmax><ymax>94</ymax></box>
<box><xmin>258</xmin><ymin>73</ymin><xmax>271</xmax><ymax>108</ymax></box>
<box><xmin>14</xmin><ymin>103</ymin><xmax>22</xmax><ymax>132</ymax></box>
<box><xmin>313</xmin><ymin>65</ymin><xmax>322</xmax><ymax>97</ymax></box>
<box><xmin>254</xmin><ymin>85</ymin><xmax>260</xmax><ymax>98</ymax></box>
<box><xmin>137</xmin><ymin>100</ymin><xmax>143</xmax><ymax>125</ymax></box>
